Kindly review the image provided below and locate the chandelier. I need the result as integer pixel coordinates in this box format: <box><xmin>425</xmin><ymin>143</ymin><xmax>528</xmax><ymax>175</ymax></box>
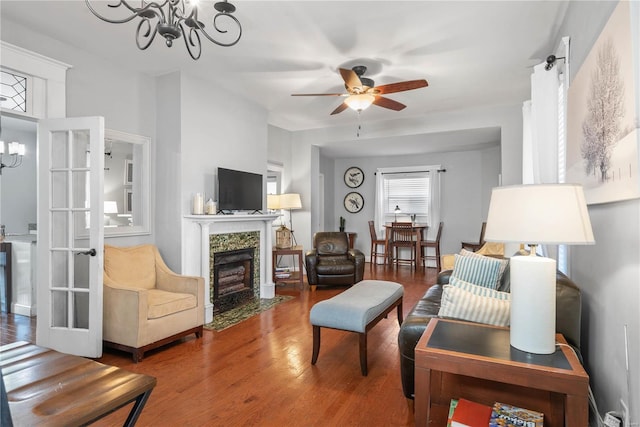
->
<box><xmin>0</xmin><ymin>141</ymin><xmax>26</xmax><ymax>175</ymax></box>
<box><xmin>85</xmin><ymin>0</ymin><xmax>242</xmax><ymax>60</ymax></box>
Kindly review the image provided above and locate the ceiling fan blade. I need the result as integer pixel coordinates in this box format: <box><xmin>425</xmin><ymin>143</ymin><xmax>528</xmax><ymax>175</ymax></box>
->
<box><xmin>291</xmin><ymin>93</ymin><xmax>346</xmax><ymax>97</ymax></box>
<box><xmin>339</xmin><ymin>68</ymin><xmax>363</xmax><ymax>92</ymax></box>
<box><xmin>372</xmin><ymin>79</ymin><xmax>428</xmax><ymax>95</ymax></box>
<box><xmin>330</xmin><ymin>102</ymin><xmax>349</xmax><ymax>115</ymax></box>
<box><xmin>373</xmin><ymin>96</ymin><xmax>406</xmax><ymax>111</ymax></box>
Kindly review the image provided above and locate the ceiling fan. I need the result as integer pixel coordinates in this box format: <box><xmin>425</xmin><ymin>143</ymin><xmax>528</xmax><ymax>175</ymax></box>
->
<box><xmin>291</xmin><ymin>65</ymin><xmax>428</xmax><ymax>115</ymax></box>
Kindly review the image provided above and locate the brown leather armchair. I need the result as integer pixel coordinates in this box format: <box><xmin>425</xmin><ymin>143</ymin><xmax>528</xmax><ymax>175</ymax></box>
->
<box><xmin>305</xmin><ymin>232</ymin><xmax>365</xmax><ymax>290</ymax></box>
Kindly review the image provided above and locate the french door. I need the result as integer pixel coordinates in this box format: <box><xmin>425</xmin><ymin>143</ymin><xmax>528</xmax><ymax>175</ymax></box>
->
<box><xmin>36</xmin><ymin>117</ymin><xmax>104</xmax><ymax>357</ymax></box>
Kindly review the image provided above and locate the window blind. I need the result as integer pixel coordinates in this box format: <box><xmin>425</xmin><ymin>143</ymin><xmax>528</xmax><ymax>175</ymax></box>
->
<box><xmin>383</xmin><ymin>172</ymin><xmax>430</xmax><ymax>216</ymax></box>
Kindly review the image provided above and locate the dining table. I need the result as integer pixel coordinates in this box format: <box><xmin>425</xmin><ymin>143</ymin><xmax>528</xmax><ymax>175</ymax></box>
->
<box><xmin>383</xmin><ymin>223</ymin><xmax>428</xmax><ymax>268</ymax></box>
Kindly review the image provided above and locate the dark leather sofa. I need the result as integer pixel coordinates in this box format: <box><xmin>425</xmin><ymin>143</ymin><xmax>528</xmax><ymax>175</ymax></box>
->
<box><xmin>397</xmin><ymin>265</ymin><xmax>582</xmax><ymax>399</ymax></box>
<box><xmin>305</xmin><ymin>232</ymin><xmax>365</xmax><ymax>289</ymax></box>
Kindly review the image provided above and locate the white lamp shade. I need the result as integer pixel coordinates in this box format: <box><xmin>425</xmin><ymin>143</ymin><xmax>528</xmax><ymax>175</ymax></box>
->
<box><xmin>484</xmin><ymin>184</ymin><xmax>595</xmax><ymax>245</ymax></box>
<box><xmin>104</xmin><ymin>201</ymin><xmax>119</xmax><ymax>214</ymax></box>
<box><xmin>345</xmin><ymin>94</ymin><xmax>375</xmax><ymax>111</ymax></box>
<box><xmin>267</xmin><ymin>194</ymin><xmax>281</xmax><ymax>210</ymax></box>
<box><xmin>278</xmin><ymin>193</ymin><xmax>302</xmax><ymax>210</ymax></box>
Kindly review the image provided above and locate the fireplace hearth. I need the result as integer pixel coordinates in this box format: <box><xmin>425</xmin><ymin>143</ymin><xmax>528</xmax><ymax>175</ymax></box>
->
<box><xmin>213</xmin><ymin>248</ymin><xmax>255</xmax><ymax>314</ymax></box>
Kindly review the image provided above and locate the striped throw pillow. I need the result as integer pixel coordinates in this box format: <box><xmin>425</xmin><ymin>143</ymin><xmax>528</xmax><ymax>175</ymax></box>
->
<box><xmin>451</xmin><ymin>253</ymin><xmax>502</xmax><ymax>289</ymax></box>
<box><xmin>459</xmin><ymin>249</ymin><xmax>509</xmax><ymax>290</ymax></box>
<box><xmin>449</xmin><ymin>276</ymin><xmax>510</xmax><ymax>300</ymax></box>
<box><xmin>438</xmin><ymin>282</ymin><xmax>511</xmax><ymax>327</ymax></box>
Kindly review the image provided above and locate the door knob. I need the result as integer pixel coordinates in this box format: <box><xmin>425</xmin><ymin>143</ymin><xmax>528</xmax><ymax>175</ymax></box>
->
<box><xmin>77</xmin><ymin>248</ymin><xmax>97</xmax><ymax>256</ymax></box>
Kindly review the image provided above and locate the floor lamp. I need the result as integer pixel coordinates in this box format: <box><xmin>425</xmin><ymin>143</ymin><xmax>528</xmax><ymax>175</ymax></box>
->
<box><xmin>268</xmin><ymin>193</ymin><xmax>302</xmax><ymax>248</ymax></box>
<box><xmin>484</xmin><ymin>184</ymin><xmax>594</xmax><ymax>354</ymax></box>
<box><xmin>279</xmin><ymin>193</ymin><xmax>302</xmax><ymax>246</ymax></box>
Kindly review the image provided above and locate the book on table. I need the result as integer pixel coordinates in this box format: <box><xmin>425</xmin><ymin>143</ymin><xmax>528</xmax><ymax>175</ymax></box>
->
<box><xmin>450</xmin><ymin>398</ymin><xmax>492</xmax><ymax>427</ymax></box>
<box><xmin>446</xmin><ymin>399</ymin><xmax>459</xmax><ymax>426</ymax></box>
<box><xmin>489</xmin><ymin>402</ymin><xmax>544</xmax><ymax>426</ymax></box>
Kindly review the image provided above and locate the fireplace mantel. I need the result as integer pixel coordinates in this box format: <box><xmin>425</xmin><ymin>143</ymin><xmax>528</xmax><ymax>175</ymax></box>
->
<box><xmin>182</xmin><ymin>214</ymin><xmax>279</xmax><ymax>323</ymax></box>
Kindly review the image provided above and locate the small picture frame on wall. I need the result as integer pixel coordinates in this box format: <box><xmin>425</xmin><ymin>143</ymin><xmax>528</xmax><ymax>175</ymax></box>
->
<box><xmin>124</xmin><ymin>159</ymin><xmax>133</xmax><ymax>185</ymax></box>
<box><xmin>344</xmin><ymin>166</ymin><xmax>364</xmax><ymax>188</ymax></box>
<box><xmin>124</xmin><ymin>189</ymin><xmax>133</xmax><ymax>214</ymax></box>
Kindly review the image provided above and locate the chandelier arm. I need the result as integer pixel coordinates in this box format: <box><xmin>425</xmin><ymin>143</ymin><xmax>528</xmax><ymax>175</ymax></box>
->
<box><xmin>195</xmin><ymin>12</ymin><xmax>242</xmax><ymax>47</ymax></box>
<box><xmin>136</xmin><ymin>18</ymin><xmax>158</xmax><ymax>50</ymax></box>
<box><xmin>85</xmin><ymin>0</ymin><xmax>164</xmax><ymax>25</ymax></box>
<box><xmin>181</xmin><ymin>26</ymin><xmax>202</xmax><ymax>60</ymax></box>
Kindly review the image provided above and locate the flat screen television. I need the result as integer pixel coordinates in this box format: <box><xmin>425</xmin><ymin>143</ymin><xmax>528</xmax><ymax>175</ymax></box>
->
<box><xmin>217</xmin><ymin>167</ymin><xmax>263</xmax><ymax>212</ymax></box>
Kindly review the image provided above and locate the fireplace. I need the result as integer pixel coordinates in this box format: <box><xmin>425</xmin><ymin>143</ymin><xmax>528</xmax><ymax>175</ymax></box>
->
<box><xmin>212</xmin><ymin>247</ymin><xmax>255</xmax><ymax>313</ymax></box>
<box><xmin>182</xmin><ymin>213</ymin><xmax>278</xmax><ymax>323</ymax></box>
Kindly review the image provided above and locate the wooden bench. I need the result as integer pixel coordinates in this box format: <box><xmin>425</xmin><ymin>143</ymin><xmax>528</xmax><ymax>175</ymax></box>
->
<box><xmin>309</xmin><ymin>280</ymin><xmax>404</xmax><ymax>375</ymax></box>
<box><xmin>1</xmin><ymin>341</ymin><xmax>156</xmax><ymax>426</ymax></box>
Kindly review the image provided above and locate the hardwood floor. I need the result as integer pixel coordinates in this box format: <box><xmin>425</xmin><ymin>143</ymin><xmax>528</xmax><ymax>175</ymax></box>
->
<box><xmin>1</xmin><ymin>264</ymin><xmax>437</xmax><ymax>426</ymax></box>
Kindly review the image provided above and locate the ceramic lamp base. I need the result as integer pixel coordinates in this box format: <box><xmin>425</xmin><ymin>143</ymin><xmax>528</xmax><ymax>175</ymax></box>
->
<box><xmin>509</xmin><ymin>255</ymin><xmax>557</xmax><ymax>354</ymax></box>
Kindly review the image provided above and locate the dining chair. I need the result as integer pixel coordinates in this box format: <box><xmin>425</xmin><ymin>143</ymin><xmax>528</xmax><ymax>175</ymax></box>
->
<box><xmin>390</xmin><ymin>222</ymin><xmax>417</xmax><ymax>269</ymax></box>
<box><xmin>368</xmin><ymin>220</ymin><xmax>388</xmax><ymax>265</ymax></box>
<box><xmin>420</xmin><ymin>221</ymin><xmax>444</xmax><ymax>271</ymax></box>
<box><xmin>461</xmin><ymin>221</ymin><xmax>486</xmax><ymax>252</ymax></box>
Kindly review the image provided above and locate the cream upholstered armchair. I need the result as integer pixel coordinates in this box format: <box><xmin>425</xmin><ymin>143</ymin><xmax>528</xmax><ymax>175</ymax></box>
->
<box><xmin>103</xmin><ymin>244</ymin><xmax>204</xmax><ymax>362</ymax></box>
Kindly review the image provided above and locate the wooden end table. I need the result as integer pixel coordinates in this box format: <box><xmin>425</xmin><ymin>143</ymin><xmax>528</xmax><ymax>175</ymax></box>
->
<box><xmin>272</xmin><ymin>245</ymin><xmax>304</xmax><ymax>287</ymax></box>
<box><xmin>1</xmin><ymin>341</ymin><xmax>156</xmax><ymax>426</ymax></box>
<box><xmin>414</xmin><ymin>318</ymin><xmax>589</xmax><ymax>427</ymax></box>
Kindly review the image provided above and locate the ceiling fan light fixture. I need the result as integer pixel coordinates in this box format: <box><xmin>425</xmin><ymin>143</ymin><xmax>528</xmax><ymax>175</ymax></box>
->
<box><xmin>345</xmin><ymin>94</ymin><xmax>375</xmax><ymax>112</ymax></box>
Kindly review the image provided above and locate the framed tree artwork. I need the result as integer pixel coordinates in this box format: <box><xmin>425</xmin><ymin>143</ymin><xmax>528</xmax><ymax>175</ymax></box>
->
<box><xmin>566</xmin><ymin>1</ymin><xmax>639</xmax><ymax>204</ymax></box>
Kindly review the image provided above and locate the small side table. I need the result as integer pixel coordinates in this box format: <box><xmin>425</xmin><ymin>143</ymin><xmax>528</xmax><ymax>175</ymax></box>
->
<box><xmin>272</xmin><ymin>245</ymin><xmax>304</xmax><ymax>287</ymax></box>
<box><xmin>347</xmin><ymin>232</ymin><xmax>357</xmax><ymax>249</ymax></box>
<box><xmin>414</xmin><ymin>318</ymin><xmax>589</xmax><ymax>427</ymax></box>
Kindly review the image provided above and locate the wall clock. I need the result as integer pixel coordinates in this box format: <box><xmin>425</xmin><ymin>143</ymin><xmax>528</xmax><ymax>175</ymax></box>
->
<box><xmin>344</xmin><ymin>166</ymin><xmax>364</xmax><ymax>188</ymax></box>
<box><xmin>344</xmin><ymin>192</ymin><xmax>364</xmax><ymax>213</ymax></box>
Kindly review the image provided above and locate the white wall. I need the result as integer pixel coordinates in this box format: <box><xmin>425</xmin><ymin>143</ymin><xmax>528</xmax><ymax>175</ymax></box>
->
<box><xmin>161</xmin><ymin>73</ymin><xmax>269</xmax><ymax>271</ymax></box>
<box><xmin>558</xmin><ymin>1</ymin><xmax>639</xmax><ymax>423</ymax></box>
<box><xmin>281</xmin><ymin>103</ymin><xmax>521</xmax><ymax>252</ymax></box>
<box><xmin>325</xmin><ymin>145</ymin><xmax>499</xmax><ymax>258</ymax></box>
<box><xmin>0</xmin><ymin>123</ymin><xmax>36</xmax><ymax>235</ymax></box>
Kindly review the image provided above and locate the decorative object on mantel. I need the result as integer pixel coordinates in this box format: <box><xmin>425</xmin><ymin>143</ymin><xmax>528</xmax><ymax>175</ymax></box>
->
<box><xmin>192</xmin><ymin>193</ymin><xmax>204</xmax><ymax>215</ymax></box>
<box><xmin>204</xmin><ymin>295</ymin><xmax>294</xmax><ymax>331</ymax></box>
<box><xmin>85</xmin><ymin>0</ymin><xmax>242</xmax><ymax>60</ymax></box>
<box><xmin>205</xmin><ymin>198</ymin><xmax>216</xmax><ymax>215</ymax></box>
<box><xmin>484</xmin><ymin>183</ymin><xmax>594</xmax><ymax>354</ymax></box>
<box><xmin>344</xmin><ymin>192</ymin><xmax>364</xmax><ymax>213</ymax></box>
<box><xmin>344</xmin><ymin>166</ymin><xmax>364</xmax><ymax>188</ymax></box>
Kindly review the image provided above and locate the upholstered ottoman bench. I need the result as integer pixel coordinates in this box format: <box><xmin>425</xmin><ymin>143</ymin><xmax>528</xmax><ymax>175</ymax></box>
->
<box><xmin>309</xmin><ymin>280</ymin><xmax>404</xmax><ymax>375</ymax></box>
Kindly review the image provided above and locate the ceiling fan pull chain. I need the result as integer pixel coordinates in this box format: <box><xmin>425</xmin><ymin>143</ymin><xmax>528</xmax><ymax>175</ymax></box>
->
<box><xmin>356</xmin><ymin>111</ymin><xmax>362</xmax><ymax>137</ymax></box>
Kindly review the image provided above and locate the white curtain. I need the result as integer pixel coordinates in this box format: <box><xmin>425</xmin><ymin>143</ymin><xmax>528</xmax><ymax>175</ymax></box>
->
<box><xmin>523</xmin><ymin>63</ymin><xmax>559</xmax><ymax>184</ymax></box>
<box><xmin>374</xmin><ymin>170</ymin><xmax>385</xmax><ymax>237</ymax></box>
<box><xmin>522</xmin><ymin>62</ymin><xmax>560</xmax><ymax>257</ymax></box>
<box><xmin>426</xmin><ymin>169</ymin><xmax>441</xmax><ymax>240</ymax></box>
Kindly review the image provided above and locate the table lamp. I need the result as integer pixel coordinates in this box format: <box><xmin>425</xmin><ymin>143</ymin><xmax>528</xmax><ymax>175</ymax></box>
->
<box><xmin>104</xmin><ymin>201</ymin><xmax>119</xmax><ymax>225</ymax></box>
<box><xmin>394</xmin><ymin>205</ymin><xmax>401</xmax><ymax>222</ymax></box>
<box><xmin>484</xmin><ymin>184</ymin><xmax>594</xmax><ymax>354</ymax></box>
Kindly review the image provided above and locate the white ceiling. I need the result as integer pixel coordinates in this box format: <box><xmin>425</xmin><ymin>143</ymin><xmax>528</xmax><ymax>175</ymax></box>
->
<box><xmin>0</xmin><ymin>1</ymin><xmax>569</xmax><ymax>156</ymax></box>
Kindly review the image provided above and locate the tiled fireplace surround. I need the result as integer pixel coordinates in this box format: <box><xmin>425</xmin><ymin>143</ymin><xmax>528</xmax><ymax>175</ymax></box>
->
<box><xmin>182</xmin><ymin>214</ymin><xmax>279</xmax><ymax>323</ymax></box>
